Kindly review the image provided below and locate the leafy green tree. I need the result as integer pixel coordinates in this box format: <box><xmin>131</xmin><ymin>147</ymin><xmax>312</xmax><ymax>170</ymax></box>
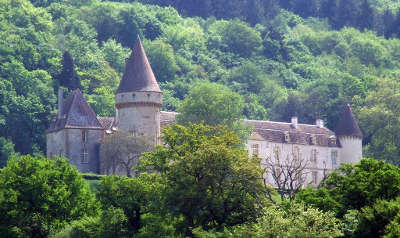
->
<box><xmin>177</xmin><ymin>82</ymin><xmax>243</xmax><ymax>126</ymax></box>
<box><xmin>96</xmin><ymin>174</ymin><xmax>174</xmax><ymax>236</ymax></box>
<box><xmin>0</xmin><ymin>155</ymin><xmax>99</xmax><ymax>237</ymax></box>
<box><xmin>226</xmin><ymin>61</ymin><xmax>267</xmax><ymax>94</ymax></box>
<box><xmin>208</xmin><ymin>19</ymin><xmax>263</xmax><ymax>58</ymax></box>
<box><xmin>0</xmin><ymin>137</ymin><xmax>15</xmax><ymax>168</ymax></box>
<box><xmin>100</xmin><ymin>39</ymin><xmax>130</xmax><ymax>75</ymax></box>
<box><xmin>145</xmin><ymin>40</ymin><xmax>179</xmax><ymax>83</ymax></box>
<box><xmin>356</xmin><ymin>79</ymin><xmax>400</xmax><ymax>165</ymax></box>
<box><xmin>356</xmin><ymin>197</ymin><xmax>400</xmax><ymax>238</ymax></box>
<box><xmin>297</xmin><ymin>158</ymin><xmax>400</xmax><ymax>217</ymax></box>
<box><xmin>230</xmin><ymin>203</ymin><xmax>343</xmax><ymax>238</ymax></box>
<box><xmin>141</xmin><ymin>123</ymin><xmax>264</xmax><ymax>233</ymax></box>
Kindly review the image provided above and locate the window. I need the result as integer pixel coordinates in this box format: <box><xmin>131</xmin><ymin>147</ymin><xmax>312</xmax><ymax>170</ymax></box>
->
<box><xmin>273</xmin><ymin>146</ymin><xmax>280</xmax><ymax>162</ymax></box>
<box><xmin>311</xmin><ymin>149</ymin><xmax>317</xmax><ymax>163</ymax></box>
<box><xmin>82</xmin><ymin>130</ymin><xmax>88</xmax><ymax>142</ymax></box>
<box><xmin>284</xmin><ymin>131</ymin><xmax>290</xmax><ymax>142</ymax></box>
<box><xmin>311</xmin><ymin>135</ymin><xmax>317</xmax><ymax>145</ymax></box>
<box><xmin>330</xmin><ymin>136</ymin><xmax>337</xmax><ymax>145</ymax></box>
<box><xmin>312</xmin><ymin>171</ymin><xmax>318</xmax><ymax>184</ymax></box>
<box><xmin>251</xmin><ymin>144</ymin><xmax>259</xmax><ymax>156</ymax></box>
<box><xmin>293</xmin><ymin>146</ymin><xmax>300</xmax><ymax>162</ymax></box>
<box><xmin>81</xmin><ymin>147</ymin><xmax>89</xmax><ymax>163</ymax></box>
<box><xmin>331</xmin><ymin>150</ymin><xmax>338</xmax><ymax>165</ymax></box>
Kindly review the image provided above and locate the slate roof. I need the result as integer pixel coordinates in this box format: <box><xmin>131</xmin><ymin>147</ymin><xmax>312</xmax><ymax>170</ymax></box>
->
<box><xmin>157</xmin><ymin>112</ymin><xmax>339</xmax><ymax>147</ymax></box>
<box><xmin>116</xmin><ymin>36</ymin><xmax>161</xmax><ymax>93</ymax></box>
<box><xmin>47</xmin><ymin>89</ymin><xmax>103</xmax><ymax>133</ymax></box>
<box><xmin>246</xmin><ymin>120</ymin><xmax>338</xmax><ymax>147</ymax></box>
<box><xmin>335</xmin><ymin>104</ymin><xmax>363</xmax><ymax>138</ymax></box>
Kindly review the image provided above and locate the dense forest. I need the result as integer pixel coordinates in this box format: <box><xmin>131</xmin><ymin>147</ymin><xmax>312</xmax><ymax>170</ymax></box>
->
<box><xmin>3</xmin><ymin>0</ymin><xmax>400</xmax><ymax>237</ymax></box>
<box><xmin>1</xmin><ymin>0</ymin><xmax>400</xmax><ymax>164</ymax></box>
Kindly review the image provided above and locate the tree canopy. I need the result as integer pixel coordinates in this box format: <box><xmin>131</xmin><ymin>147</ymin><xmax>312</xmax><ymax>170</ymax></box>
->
<box><xmin>0</xmin><ymin>155</ymin><xmax>98</xmax><ymax>237</ymax></box>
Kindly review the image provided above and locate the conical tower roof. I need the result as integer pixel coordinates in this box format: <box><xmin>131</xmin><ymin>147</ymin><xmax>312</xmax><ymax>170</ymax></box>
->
<box><xmin>335</xmin><ymin>104</ymin><xmax>363</xmax><ymax>138</ymax></box>
<box><xmin>117</xmin><ymin>37</ymin><xmax>161</xmax><ymax>93</ymax></box>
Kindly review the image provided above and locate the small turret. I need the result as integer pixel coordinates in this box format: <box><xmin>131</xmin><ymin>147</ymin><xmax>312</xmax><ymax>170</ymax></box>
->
<box><xmin>115</xmin><ymin>36</ymin><xmax>162</xmax><ymax>145</ymax></box>
<box><xmin>336</xmin><ymin>104</ymin><xmax>363</xmax><ymax>164</ymax></box>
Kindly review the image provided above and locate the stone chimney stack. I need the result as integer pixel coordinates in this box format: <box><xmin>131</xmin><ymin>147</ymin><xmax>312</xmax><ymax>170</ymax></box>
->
<box><xmin>58</xmin><ymin>88</ymin><xmax>64</xmax><ymax>119</ymax></box>
<box><xmin>316</xmin><ymin>119</ymin><xmax>324</xmax><ymax>128</ymax></box>
<box><xmin>291</xmin><ymin>116</ymin><xmax>298</xmax><ymax>128</ymax></box>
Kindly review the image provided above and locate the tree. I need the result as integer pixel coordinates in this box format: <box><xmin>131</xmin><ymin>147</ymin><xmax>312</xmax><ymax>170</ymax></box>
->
<box><xmin>96</xmin><ymin>174</ymin><xmax>174</xmax><ymax>237</ymax></box>
<box><xmin>227</xmin><ymin>61</ymin><xmax>267</xmax><ymax>94</ymax></box>
<box><xmin>0</xmin><ymin>155</ymin><xmax>98</xmax><ymax>237</ymax></box>
<box><xmin>141</xmin><ymin>123</ymin><xmax>264</xmax><ymax>233</ymax></box>
<box><xmin>176</xmin><ymin>82</ymin><xmax>251</xmax><ymax>141</ymax></box>
<box><xmin>208</xmin><ymin>19</ymin><xmax>263</xmax><ymax>58</ymax></box>
<box><xmin>356</xmin><ymin>197</ymin><xmax>400</xmax><ymax>238</ymax></box>
<box><xmin>231</xmin><ymin>203</ymin><xmax>343</xmax><ymax>238</ymax></box>
<box><xmin>296</xmin><ymin>158</ymin><xmax>400</xmax><ymax>217</ymax></box>
<box><xmin>263</xmin><ymin>145</ymin><xmax>311</xmax><ymax>201</ymax></box>
<box><xmin>356</xmin><ymin>79</ymin><xmax>400</xmax><ymax>165</ymax></box>
<box><xmin>59</xmin><ymin>51</ymin><xmax>81</xmax><ymax>91</ymax></box>
<box><xmin>0</xmin><ymin>137</ymin><xmax>15</xmax><ymax>167</ymax></box>
<box><xmin>145</xmin><ymin>40</ymin><xmax>179</xmax><ymax>83</ymax></box>
<box><xmin>356</xmin><ymin>0</ymin><xmax>374</xmax><ymax>31</ymax></box>
<box><xmin>100</xmin><ymin>130</ymin><xmax>153</xmax><ymax>177</ymax></box>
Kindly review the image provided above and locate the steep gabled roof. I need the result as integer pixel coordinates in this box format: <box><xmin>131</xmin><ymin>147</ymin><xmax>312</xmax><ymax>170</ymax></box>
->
<box><xmin>116</xmin><ymin>36</ymin><xmax>161</xmax><ymax>93</ymax></box>
<box><xmin>47</xmin><ymin>89</ymin><xmax>103</xmax><ymax>132</ymax></box>
<box><xmin>245</xmin><ymin>120</ymin><xmax>338</xmax><ymax>147</ymax></box>
<box><xmin>158</xmin><ymin>112</ymin><xmax>339</xmax><ymax>147</ymax></box>
<box><xmin>335</xmin><ymin>104</ymin><xmax>363</xmax><ymax>138</ymax></box>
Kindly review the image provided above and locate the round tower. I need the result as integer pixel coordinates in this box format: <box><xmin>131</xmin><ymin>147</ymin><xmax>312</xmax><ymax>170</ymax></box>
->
<box><xmin>335</xmin><ymin>104</ymin><xmax>363</xmax><ymax>164</ymax></box>
<box><xmin>115</xmin><ymin>37</ymin><xmax>162</xmax><ymax>145</ymax></box>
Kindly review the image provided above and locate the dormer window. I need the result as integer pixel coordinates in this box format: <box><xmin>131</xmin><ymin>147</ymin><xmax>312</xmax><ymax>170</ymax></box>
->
<box><xmin>284</xmin><ymin>131</ymin><xmax>290</xmax><ymax>142</ymax></box>
<box><xmin>330</xmin><ymin>136</ymin><xmax>337</xmax><ymax>145</ymax></box>
<box><xmin>311</xmin><ymin>135</ymin><xmax>317</xmax><ymax>145</ymax></box>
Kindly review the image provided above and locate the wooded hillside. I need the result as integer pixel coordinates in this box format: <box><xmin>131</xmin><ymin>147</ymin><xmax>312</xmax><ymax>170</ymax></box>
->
<box><xmin>1</xmin><ymin>0</ymin><xmax>400</xmax><ymax>165</ymax></box>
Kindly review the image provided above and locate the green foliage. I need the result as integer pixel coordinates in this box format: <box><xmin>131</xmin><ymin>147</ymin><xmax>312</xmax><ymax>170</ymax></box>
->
<box><xmin>208</xmin><ymin>20</ymin><xmax>263</xmax><ymax>58</ymax></box>
<box><xmin>297</xmin><ymin>158</ymin><xmax>400</xmax><ymax>217</ymax></box>
<box><xmin>142</xmin><ymin>123</ymin><xmax>265</xmax><ymax>232</ymax></box>
<box><xmin>0</xmin><ymin>137</ymin><xmax>16</xmax><ymax>167</ymax></box>
<box><xmin>356</xmin><ymin>197</ymin><xmax>400</xmax><ymax>237</ymax></box>
<box><xmin>58</xmin><ymin>51</ymin><xmax>81</xmax><ymax>91</ymax></box>
<box><xmin>145</xmin><ymin>40</ymin><xmax>179</xmax><ymax>83</ymax></box>
<box><xmin>237</xmin><ymin>203</ymin><xmax>343</xmax><ymax>238</ymax></box>
<box><xmin>0</xmin><ymin>155</ymin><xmax>99</xmax><ymax>237</ymax></box>
<box><xmin>96</xmin><ymin>173</ymin><xmax>175</xmax><ymax>236</ymax></box>
<box><xmin>193</xmin><ymin>203</ymin><xmax>343</xmax><ymax>238</ymax></box>
<box><xmin>176</xmin><ymin>82</ymin><xmax>252</xmax><ymax>141</ymax></box>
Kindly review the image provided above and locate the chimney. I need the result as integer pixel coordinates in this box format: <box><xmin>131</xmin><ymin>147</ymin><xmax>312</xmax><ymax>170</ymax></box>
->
<box><xmin>316</xmin><ymin>119</ymin><xmax>324</xmax><ymax>128</ymax></box>
<box><xmin>58</xmin><ymin>88</ymin><xmax>64</xmax><ymax>119</ymax></box>
<box><xmin>291</xmin><ymin>116</ymin><xmax>298</xmax><ymax>128</ymax></box>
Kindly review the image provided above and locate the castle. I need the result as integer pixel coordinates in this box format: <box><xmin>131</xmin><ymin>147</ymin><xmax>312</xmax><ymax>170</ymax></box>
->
<box><xmin>46</xmin><ymin>37</ymin><xmax>363</xmax><ymax>186</ymax></box>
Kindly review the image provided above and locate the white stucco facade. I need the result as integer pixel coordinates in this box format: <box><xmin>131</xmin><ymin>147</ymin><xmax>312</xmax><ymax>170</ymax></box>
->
<box><xmin>246</xmin><ymin>128</ymin><xmax>362</xmax><ymax>187</ymax></box>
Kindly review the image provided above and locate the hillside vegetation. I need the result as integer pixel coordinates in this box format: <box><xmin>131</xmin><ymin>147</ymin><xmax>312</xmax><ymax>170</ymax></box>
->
<box><xmin>1</xmin><ymin>0</ymin><xmax>400</xmax><ymax>165</ymax></box>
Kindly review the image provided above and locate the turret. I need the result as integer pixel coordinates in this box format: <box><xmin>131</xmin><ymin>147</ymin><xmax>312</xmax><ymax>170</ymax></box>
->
<box><xmin>335</xmin><ymin>104</ymin><xmax>363</xmax><ymax>164</ymax></box>
<box><xmin>115</xmin><ymin>36</ymin><xmax>162</xmax><ymax>145</ymax></box>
